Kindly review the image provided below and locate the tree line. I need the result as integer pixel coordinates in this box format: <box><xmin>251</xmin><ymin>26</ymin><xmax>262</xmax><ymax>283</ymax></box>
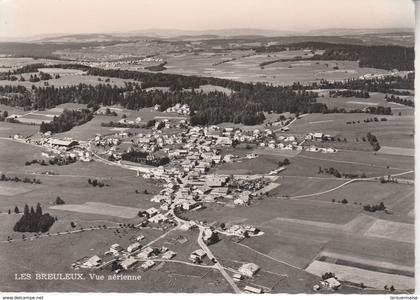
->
<box><xmin>328</xmin><ymin>90</ymin><xmax>370</xmax><ymax>98</ymax></box>
<box><xmin>0</xmin><ymin>63</ymin><xmax>405</xmax><ymax>126</ymax></box>
<box><xmin>254</xmin><ymin>42</ymin><xmax>414</xmax><ymax>71</ymax></box>
<box><xmin>385</xmin><ymin>94</ymin><xmax>414</xmax><ymax>107</ymax></box>
<box><xmin>40</xmin><ymin>109</ymin><xmax>93</xmax><ymax>133</ymax></box>
<box><xmin>294</xmin><ymin>74</ymin><xmax>414</xmax><ymax>95</ymax></box>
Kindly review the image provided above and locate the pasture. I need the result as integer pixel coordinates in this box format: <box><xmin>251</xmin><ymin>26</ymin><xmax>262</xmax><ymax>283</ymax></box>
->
<box><xmin>305</xmin><ymin>260</ymin><xmax>414</xmax><ymax>290</ymax></box>
<box><xmin>291</xmin><ymin>113</ymin><xmax>414</xmax><ymax>149</ymax></box>
<box><xmin>160</xmin><ymin>50</ymin><xmax>392</xmax><ymax>85</ymax></box>
<box><xmin>316</xmin><ymin>92</ymin><xmax>414</xmax><ymax>114</ymax></box>
<box><xmin>49</xmin><ymin>202</ymin><xmax>140</xmax><ymax>219</ymax></box>
<box><xmin>0</xmin><ymin>73</ymin><xmax>136</xmax><ymax>89</ymax></box>
<box><xmin>0</xmin><ymin>226</ymin><xmax>175</xmax><ymax>292</ymax></box>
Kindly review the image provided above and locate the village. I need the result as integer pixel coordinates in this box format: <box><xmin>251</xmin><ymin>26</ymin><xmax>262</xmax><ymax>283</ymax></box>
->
<box><xmin>4</xmin><ymin>105</ymin><xmax>351</xmax><ymax>294</ymax></box>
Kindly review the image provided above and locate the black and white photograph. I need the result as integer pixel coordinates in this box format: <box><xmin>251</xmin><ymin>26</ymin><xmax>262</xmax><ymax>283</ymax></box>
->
<box><xmin>0</xmin><ymin>0</ymin><xmax>416</xmax><ymax>297</ymax></box>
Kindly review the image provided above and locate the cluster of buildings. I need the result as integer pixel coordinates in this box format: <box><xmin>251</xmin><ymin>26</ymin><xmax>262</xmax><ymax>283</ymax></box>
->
<box><xmin>306</xmin><ymin>145</ymin><xmax>337</xmax><ymax>153</ymax></box>
<box><xmin>14</xmin><ymin>135</ymin><xmax>92</xmax><ymax>163</ymax></box>
<box><xmin>223</xmin><ymin>224</ymin><xmax>261</xmax><ymax>238</ymax></box>
<box><xmin>117</xmin><ymin>117</ymin><xmax>143</xmax><ymax>125</ymax></box>
<box><xmin>305</xmin><ymin>132</ymin><xmax>332</xmax><ymax>142</ymax></box>
<box><xmin>313</xmin><ymin>277</ymin><xmax>342</xmax><ymax>291</ymax></box>
<box><xmin>165</xmin><ymin>103</ymin><xmax>190</xmax><ymax>115</ymax></box>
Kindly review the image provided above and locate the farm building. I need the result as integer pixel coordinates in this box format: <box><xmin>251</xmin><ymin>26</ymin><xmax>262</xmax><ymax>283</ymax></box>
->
<box><xmin>109</xmin><ymin>243</ymin><xmax>124</xmax><ymax>255</ymax></box>
<box><xmin>120</xmin><ymin>257</ymin><xmax>138</xmax><ymax>270</ymax></box>
<box><xmin>141</xmin><ymin>260</ymin><xmax>155</xmax><ymax>270</ymax></box>
<box><xmin>136</xmin><ymin>235</ymin><xmax>145</xmax><ymax>241</ymax></box>
<box><xmin>233</xmin><ymin>273</ymin><xmax>243</xmax><ymax>281</ymax></box>
<box><xmin>202</xmin><ymin>228</ymin><xmax>219</xmax><ymax>245</ymax></box>
<box><xmin>162</xmin><ymin>251</ymin><xmax>176</xmax><ymax>260</ymax></box>
<box><xmin>238</xmin><ymin>263</ymin><xmax>260</xmax><ymax>277</ymax></box>
<box><xmin>244</xmin><ymin>286</ymin><xmax>263</xmax><ymax>294</ymax></box>
<box><xmin>127</xmin><ymin>242</ymin><xmax>141</xmax><ymax>253</ymax></box>
<box><xmin>82</xmin><ymin>255</ymin><xmax>102</xmax><ymax>268</ymax></box>
<box><xmin>137</xmin><ymin>247</ymin><xmax>155</xmax><ymax>259</ymax></box>
<box><xmin>189</xmin><ymin>249</ymin><xmax>207</xmax><ymax>262</ymax></box>
<box><xmin>50</xmin><ymin>139</ymin><xmax>79</xmax><ymax>149</ymax></box>
<box><xmin>323</xmin><ymin>277</ymin><xmax>341</xmax><ymax>290</ymax></box>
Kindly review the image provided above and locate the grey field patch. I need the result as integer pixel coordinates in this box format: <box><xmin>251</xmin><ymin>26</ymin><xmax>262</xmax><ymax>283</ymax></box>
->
<box><xmin>49</xmin><ymin>202</ymin><xmax>140</xmax><ymax>219</ymax></box>
<box><xmin>378</xmin><ymin>146</ymin><xmax>415</xmax><ymax>157</ymax></box>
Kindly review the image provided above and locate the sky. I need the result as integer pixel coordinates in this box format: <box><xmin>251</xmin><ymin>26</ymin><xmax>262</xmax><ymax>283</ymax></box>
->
<box><xmin>0</xmin><ymin>0</ymin><xmax>415</xmax><ymax>38</ymax></box>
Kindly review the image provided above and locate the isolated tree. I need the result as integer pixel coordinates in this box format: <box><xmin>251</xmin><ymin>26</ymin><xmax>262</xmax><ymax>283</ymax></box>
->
<box><xmin>36</xmin><ymin>203</ymin><xmax>42</xmax><ymax>216</ymax></box>
<box><xmin>24</xmin><ymin>204</ymin><xmax>30</xmax><ymax>215</ymax></box>
<box><xmin>55</xmin><ymin>196</ymin><xmax>65</xmax><ymax>205</ymax></box>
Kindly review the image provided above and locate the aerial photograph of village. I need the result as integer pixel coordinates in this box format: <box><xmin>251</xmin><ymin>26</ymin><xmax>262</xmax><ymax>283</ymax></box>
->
<box><xmin>0</xmin><ymin>0</ymin><xmax>416</xmax><ymax>296</ymax></box>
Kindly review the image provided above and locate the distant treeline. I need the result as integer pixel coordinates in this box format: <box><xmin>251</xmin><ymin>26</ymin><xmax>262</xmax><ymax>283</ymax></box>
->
<box><xmin>254</xmin><ymin>42</ymin><xmax>414</xmax><ymax>71</ymax></box>
<box><xmin>144</xmin><ymin>61</ymin><xmax>167</xmax><ymax>72</ymax></box>
<box><xmin>101</xmin><ymin>121</ymin><xmax>142</xmax><ymax>128</ymax></box>
<box><xmin>328</xmin><ymin>90</ymin><xmax>370</xmax><ymax>98</ymax></box>
<box><xmin>293</xmin><ymin>74</ymin><xmax>414</xmax><ymax>95</ymax></box>
<box><xmin>326</xmin><ymin>106</ymin><xmax>392</xmax><ymax>115</ymax></box>
<box><xmin>0</xmin><ymin>41</ymin><xmax>134</xmax><ymax>59</ymax></box>
<box><xmin>385</xmin><ymin>94</ymin><xmax>414</xmax><ymax>107</ymax></box>
<box><xmin>0</xmin><ymin>64</ymin><xmax>326</xmax><ymax>126</ymax></box>
<box><xmin>0</xmin><ymin>63</ymin><xmax>404</xmax><ymax>126</ymax></box>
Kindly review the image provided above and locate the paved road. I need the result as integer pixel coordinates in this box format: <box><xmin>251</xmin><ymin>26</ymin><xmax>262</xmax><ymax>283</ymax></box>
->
<box><xmin>197</xmin><ymin>227</ymin><xmax>241</xmax><ymax>294</ymax></box>
<box><xmin>234</xmin><ymin>241</ymin><xmax>302</xmax><ymax>270</ymax></box>
<box><xmin>289</xmin><ymin>170</ymin><xmax>414</xmax><ymax>199</ymax></box>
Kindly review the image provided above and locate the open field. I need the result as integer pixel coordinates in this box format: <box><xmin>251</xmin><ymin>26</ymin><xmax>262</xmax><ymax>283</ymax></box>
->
<box><xmin>53</xmin><ymin>107</ymin><xmax>187</xmax><ymax>140</ymax></box>
<box><xmin>0</xmin><ymin>226</ymin><xmax>205</xmax><ymax>292</ymax></box>
<box><xmin>291</xmin><ymin>113</ymin><xmax>414</xmax><ymax>149</ymax></box>
<box><xmin>213</xmin><ymin>154</ymin><xmax>280</xmax><ymax>175</ymax></box>
<box><xmin>0</xmin><ymin>71</ymin><xmax>137</xmax><ymax>88</ymax></box>
<box><xmin>295</xmin><ymin>181</ymin><xmax>415</xmax><ymax>222</ymax></box>
<box><xmin>316</xmin><ymin>92</ymin><xmax>414</xmax><ymax>113</ymax></box>
<box><xmin>364</xmin><ymin>219</ymin><xmax>414</xmax><ymax>244</ymax></box>
<box><xmin>378</xmin><ymin>146</ymin><xmax>414</xmax><ymax>157</ymax></box>
<box><xmin>210</xmin><ymin>238</ymin><xmax>319</xmax><ymax>293</ymax></box>
<box><xmin>280</xmin><ymin>152</ymin><xmax>412</xmax><ymax>179</ymax></box>
<box><xmin>157</xmin><ymin>49</ymin><xmax>392</xmax><ymax>85</ymax></box>
<box><xmin>297</xmin><ymin>149</ymin><xmax>414</xmax><ymax>173</ymax></box>
<box><xmin>50</xmin><ymin>202</ymin><xmax>140</xmax><ymax>219</ymax></box>
<box><xmin>0</xmin><ymin>182</ymin><xmax>41</xmax><ymax>196</ymax></box>
<box><xmin>0</xmin><ymin>122</ymin><xmax>39</xmax><ymax>138</ymax></box>
<box><xmin>0</xmin><ymin>57</ymin><xmax>68</xmax><ymax>70</ymax></box>
<box><xmin>0</xmin><ymin>138</ymin><xmax>162</xmax><ymax>220</ymax></box>
<box><xmin>306</xmin><ymin>260</ymin><xmax>414</xmax><ymax>290</ymax></box>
